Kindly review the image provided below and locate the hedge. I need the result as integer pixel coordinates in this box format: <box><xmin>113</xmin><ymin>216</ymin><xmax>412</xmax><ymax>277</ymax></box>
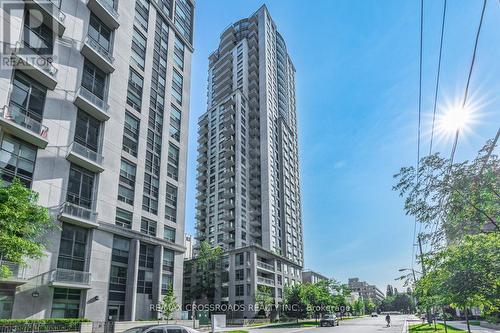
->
<box><xmin>0</xmin><ymin>318</ymin><xmax>90</xmax><ymax>325</ymax></box>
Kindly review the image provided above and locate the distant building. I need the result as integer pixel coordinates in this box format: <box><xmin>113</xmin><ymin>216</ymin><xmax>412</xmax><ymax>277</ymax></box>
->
<box><xmin>184</xmin><ymin>234</ymin><xmax>193</xmax><ymax>260</ymax></box>
<box><xmin>348</xmin><ymin>278</ymin><xmax>384</xmax><ymax>303</ymax></box>
<box><xmin>302</xmin><ymin>270</ymin><xmax>328</xmax><ymax>284</ymax></box>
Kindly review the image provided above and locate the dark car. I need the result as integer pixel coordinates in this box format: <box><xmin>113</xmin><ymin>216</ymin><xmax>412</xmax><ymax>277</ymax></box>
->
<box><xmin>320</xmin><ymin>314</ymin><xmax>339</xmax><ymax>327</ymax></box>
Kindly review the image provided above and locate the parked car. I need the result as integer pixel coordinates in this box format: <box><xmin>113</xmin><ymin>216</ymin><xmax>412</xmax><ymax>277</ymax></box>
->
<box><xmin>320</xmin><ymin>314</ymin><xmax>339</xmax><ymax>327</ymax></box>
<box><xmin>371</xmin><ymin>312</ymin><xmax>378</xmax><ymax>317</ymax></box>
<box><xmin>123</xmin><ymin>325</ymin><xmax>200</xmax><ymax>333</ymax></box>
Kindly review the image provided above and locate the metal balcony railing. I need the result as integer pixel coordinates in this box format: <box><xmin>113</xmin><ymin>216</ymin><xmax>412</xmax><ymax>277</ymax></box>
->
<box><xmin>76</xmin><ymin>86</ymin><xmax>109</xmax><ymax>113</ymax></box>
<box><xmin>0</xmin><ymin>105</ymin><xmax>48</xmax><ymax>138</ymax></box>
<box><xmin>50</xmin><ymin>268</ymin><xmax>91</xmax><ymax>285</ymax></box>
<box><xmin>60</xmin><ymin>201</ymin><xmax>97</xmax><ymax>223</ymax></box>
<box><xmin>69</xmin><ymin>141</ymin><xmax>103</xmax><ymax>164</ymax></box>
<box><xmin>257</xmin><ymin>276</ymin><xmax>275</xmax><ymax>286</ymax></box>
<box><xmin>14</xmin><ymin>42</ymin><xmax>57</xmax><ymax>77</ymax></box>
<box><xmin>84</xmin><ymin>36</ymin><xmax>114</xmax><ymax>63</ymax></box>
<box><xmin>257</xmin><ymin>261</ymin><xmax>275</xmax><ymax>271</ymax></box>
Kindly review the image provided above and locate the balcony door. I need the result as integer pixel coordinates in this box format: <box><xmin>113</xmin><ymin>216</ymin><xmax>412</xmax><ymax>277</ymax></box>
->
<box><xmin>23</xmin><ymin>10</ymin><xmax>54</xmax><ymax>56</ymax></box>
<box><xmin>88</xmin><ymin>13</ymin><xmax>112</xmax><ymax>52</ymax></box>
<box><xmin>57</xmin><ymin>223</ymin><xmax>88</xmax><ymax>271</ymax></box>
<box><xmin>67</xmin><ymin>164</ymin><xmax>95</xmax><ymax>209</ymax></box>
<box><xmin>74</xmin><ymin>110</ymin><xmax>100</xmax><ymax>153</ymax></box>
<box><xmin>82</xmin><ymin>60</ymin><xmax>106</xmax><ymax>100</ymax></box>
<box><xmin>9</xmin><ymin>71</ymin><xmax>46</xmax><ymax>123</ymax></box>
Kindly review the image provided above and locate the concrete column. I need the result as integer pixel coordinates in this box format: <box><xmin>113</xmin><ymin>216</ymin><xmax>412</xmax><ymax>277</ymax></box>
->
<box><xmin>152</xmin><ymin>245</ymin><xmax>163</xmax><ymax>319</ymax></box>
<box><xmin>125</xmin><ymin>238</ymin><xmax>140</xmax><ymax>321</ymax></box>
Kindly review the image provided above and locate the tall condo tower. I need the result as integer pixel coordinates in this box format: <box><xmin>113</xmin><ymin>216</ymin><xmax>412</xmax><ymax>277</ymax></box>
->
<box><xmin>0</xmin><ymin>0</ymin><xmax>194</xmax><ymax>321</ymax></box>
<box><xmin>186</xmin><ymin>5</ymin><xmax>303</xmax><ymax>316</ymax></box>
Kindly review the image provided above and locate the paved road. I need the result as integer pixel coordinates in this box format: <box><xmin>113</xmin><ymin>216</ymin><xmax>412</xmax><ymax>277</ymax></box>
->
<box><xmin>248</xmin><ymin>315</ymin><xmax>409</xmax><ymax>333</ymax></box>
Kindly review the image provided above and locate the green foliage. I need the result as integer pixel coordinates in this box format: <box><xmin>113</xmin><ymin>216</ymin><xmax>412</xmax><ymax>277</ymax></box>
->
<box><xmin>0</xmin><ymin>318</ymin><xmax>90</xmax><ymax>324</ymax></box>
<box><xmin>381</xmin><ymin>293</ymin><xmax>416</xmax><ymax>313</ymax></box>
<box><xmin>353</xmin><ymin>298</ymin><xmax>365</xmax><ymax>315</ymax></box>
<box><xmin>0</xmin><ymin>318</ymin><xmax>89</xmax><ymax>331</ymax></box>
<box><xmin>254</xmin><ymin>285</ymin><xmax>274</xmax><ymax>317</ymax></box>
<box><xmin>409</xmin><ymin>323</ymin><xmax>465</xmax><ymax>332</ymax></box>
<box><xmin>393</xmin><ymin>138</ymin><xmax>499</xmax><ymax>245</ymax></box>
<box><xmin>190</xmin><ymin>241</ymin><xmax>222</xmax><ymax>303</ymax></box>
<box><xmin>283</xmin><ymin>283</ymin><xmax>308</xmax><ymax>320</ymax></box>
<box><xmin>0</xmin><ymin>179</ymin><xmax>54</xmax><ymax>278</ymax></box>
<box><xmin>363</xmin><ymin>298</ymin><xmax>376</xmax><ymax>314</ymax></box>
<box><xmin>160</xmin><ymin>284</ymin><xmax>178</xmax><ymax>322</ymax></box>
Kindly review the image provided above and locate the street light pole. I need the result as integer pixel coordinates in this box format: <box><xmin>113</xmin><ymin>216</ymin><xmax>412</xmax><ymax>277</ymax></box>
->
<box><xmin>418</xmin><ymin>235</ymin><xmax>432</xmax><ymax>324</ymax></box>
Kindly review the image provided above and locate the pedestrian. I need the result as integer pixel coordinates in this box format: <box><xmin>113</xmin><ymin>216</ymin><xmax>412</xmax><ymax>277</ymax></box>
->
<box><xmin>385</xmin><ymin>314</ymin><xmax>391</xmax><ymax>327</ymax></box>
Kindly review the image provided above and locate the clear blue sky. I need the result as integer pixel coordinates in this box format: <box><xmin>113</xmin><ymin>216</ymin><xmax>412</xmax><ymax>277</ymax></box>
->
<box><xmin>185</xmin><ymin>0</ymin><xmax>500</xmax><ymax>291</ymax></box>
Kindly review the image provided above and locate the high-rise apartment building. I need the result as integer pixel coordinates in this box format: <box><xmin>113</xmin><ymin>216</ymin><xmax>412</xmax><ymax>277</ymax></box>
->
<box><xmin>0</xmin><ymin>0</ymin><xmax>194</xmax><ymax>321</ymax></box>
<box><xmin>186</xmin><ymin>5</ymin><xmax>303</xmax><ymax>317</ymax></box>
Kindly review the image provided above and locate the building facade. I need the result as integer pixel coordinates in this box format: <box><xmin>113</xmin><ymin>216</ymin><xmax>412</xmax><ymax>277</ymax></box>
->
<box><xmin>184</xmin><ymin>234</ymin><xmax>193</xmax><ymax>260</ymax></box>
<box><xmin>0</xmin><ymin>0</ymin><xmax>194</xmax><ymax>321</ymax></box>
<box><xmin>302</xmin><ymin>270</ymin><xmax>328</xmax><ymax>284</ymax></box>
<box><xmin>189</xmin><ymin>5</ymin><xmax>303</xmax><ymax>317</ymax></box>
<box><xmin>348</xmin><ymin>278</ymin><xmax>385</xmax><ymax>303</ymax></box>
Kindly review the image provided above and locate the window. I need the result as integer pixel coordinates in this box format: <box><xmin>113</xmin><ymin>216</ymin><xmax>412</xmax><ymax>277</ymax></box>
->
<box><xmin>235</xmin><ymin>284</ymin><xmax>244</xmax><ymax>297</ymax></box>
<box><xmin>0</xmin><ymin>135</ymin><xmax>37</xmax><ymax>187</ymax></box>
<box><xmin>115</xmin><ymin>208</ymin><xmax>132</xmax><ymax>229</ymax></box>
<box><xmin>131</xmin><ymin>27</ymin><xmax>147</xmax><ymax>70</ymax></box>
<box><xmin>173</xmin><ymin>36</ymin><xmax>185</xmax><ymax>69</ymax></box>
<box><xmin>169</xmin><ymin>104</ymin><xmax>181</xmax><ymax>141</ymax></box>
<box><xmin>108</xmin><ymin>265</ymin><xmax>127</xmax><ymax>302</ymax></box>
<box><xmin>82</xmin><ymin>60</ymin><xmax>106</xmax><ymax>100</ymax></box>
<box><xmin>139</xmin><ymin>243</ymin><xmax>155</xmax><ymax>268</ymax></box>
<box><xmin>235</xmin><ymin>269</ymin><xmax>244</xmax><ymax>281</ymax></box>
<box><xmin>74</xmin><ymin>110</ymin><xmax>100</xmax><ymax>152</ymax></box>
<box><xmin>134</xmin><ymin>0</ymin><xmax>149</xmax><ymax>31</ymax></box>
<box><xmin>163</xmin><ymin>226</ymin><xmax>175</xmax><ymax>242</ymax></box>
<box><xmin>235</xmin><ymin>253</ymin><xmax>244</xmax><ymax>266</ymax></box>
<box><xmin>66</xmin><ymin>164</ymin><xmax>95</xmax><ymax>209</ymax></box>
<box><xmin>140</xmin><ymin>217</ymin><xmax>156</xmax><ymax>236</ymax></box>
<box><xmin>51</xmin><ymin>288</ymin><xmax>81</xmax><ymax>318</ymax></box>
<box><xmin>122</xmin><ymin>112</ymin><xmax>140</xmax><ymax>156</ymax></box>
<box><xmin>57</xmin><ymin>224</ymin><xmax>88</xmax><ymax>271</ymax></box>
<box><xmin>165</xmin><ymin>183</ymin><xmax>177</xmax><ymax>222</ymax></box>
<box><xmin>137</xmin><ymin>269</ymin><xmax>153</xmax><ymax>294</ymax></box>
<box><xmin>88</xmin><ymin>13</ymin><xmax>111</xmax><ymax>52</ymax></box>
<box><xmin>167</xmin><ymin>144</ymin><xmax>179</xmax><ymax>180</ymax></box>
<box><xmin>161</xmin><ymin>273</ymin><xmax>173</xmax><ymax>294</ymax></box>
<box><xmin>111</xmin><ymin>236</ymin><xmax>130</xmax><ymax>264</ymax></box>
<box><xmin>23</xmin><ymin>10</ymin><xmax>53</xmax><ymax>55</ymax></box>
<box><xmin>171</xmin><ymin>70</ymin><xmax>183</xmax><ymax>105</ymax></box>
<box><xmin>174</xmin><ymin>0</ymin><xmax>193</xmax><ymax>41</ymax></box>
<box><xmin>118</xmin><ymin>159</ymin><xmax>136</xmax><ymax>205</ymax></box>
<box><xmin>127</xmin><ymin>67</ymin><xmax>143</xmax><ymax>112</ymax></box>
<box><xmin>163</xmin><ymin>248</ymin><xmax>174</xmax><ymax>272</ymax></box>
<box><xmin>142</xmin><ymin>174</ymin><xmax>159</xmax><ymax>214</ymax></box>
<box><xmin>9</xmin><ymin>71</ymin><xmax>46</xmax><ymax>122</ymax></box>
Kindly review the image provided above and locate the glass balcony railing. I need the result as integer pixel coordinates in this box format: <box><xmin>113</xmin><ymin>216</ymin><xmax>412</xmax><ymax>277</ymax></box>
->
<box><xmin>60</xmin><ymin>201</ymin><xmax>97</xmax><ymax>223</ymax></box>
<box><xmin>33</xmin><ymin>0</ymin><xmax>66</xmax><ymax>23</ymax></box>
<box><xmin>76</xmin><ymin>86</ymin><xmax>109</xmax><ymax>113</ymax></box>
<box><xmin>257</xmin><ymin>261</ymin><xmax>275</xmax><ymax>271</ymax></box>
<box><xmin>69</xmin><ymin>141</ymin><xmax>103</xmax><ymax>165</ymax></box>
<box><xmin>14</xmin><ymin>42</ymin><xmax>57</xmax><ymax>77</ymax></box>
<box><xmin>49</xmin><ymin>268</ymin><xmax>90</xmax><ymax>286</ymax></box>
<box><xmin>84</xmin><ymin>36</ymin><xmax>114</xmax><ymax>64</ymax></box>
<box><xmin>96</xmin><ymin>0</ymin><xmax>119</xmax><ymax>19</ymax></box>
<box><xmin>0</xmin><ymin>105</ymin><xmax>48</xmax><ymax>139</ymax></box>
<box><xmin>0</xmin><ymin>259</ymin><xmax>27</xmax><ymax>280</ymax></box>
<box><xmin>257</xmin><ymin>276</ymin><xmax>275</xmax><ymax>286</ymax></box>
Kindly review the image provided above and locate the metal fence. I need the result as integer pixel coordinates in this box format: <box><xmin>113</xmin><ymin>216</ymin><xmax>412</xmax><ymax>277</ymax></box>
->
<box><xmin>0</xmin><ymin>322</ymin><xmax>81</xmax><ymax>333</ymax></box>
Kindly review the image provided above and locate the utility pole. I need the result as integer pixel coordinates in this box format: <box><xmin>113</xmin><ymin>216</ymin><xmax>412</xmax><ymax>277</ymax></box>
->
<box><xmin>418</xmin><ymin>235</ymin><xmax>432</xmax><ymax>324</ymax></box>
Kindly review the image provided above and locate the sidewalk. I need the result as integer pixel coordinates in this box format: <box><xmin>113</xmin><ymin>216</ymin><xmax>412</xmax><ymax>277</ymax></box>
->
<box><xmin>440</xmin><ymin>321</ymin><xmax>500</xmax><ymax>333</ymax></box>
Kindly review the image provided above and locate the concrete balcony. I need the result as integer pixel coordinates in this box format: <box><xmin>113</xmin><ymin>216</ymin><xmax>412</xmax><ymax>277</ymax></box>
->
<box><xmin>0</xmin><ymin>106</ymin><xmax>48</xmax><ymax>148</ymax></box>
<box><xmin>66</xmin><ymin>141</ymin><xmax>104</xmax><ymax>173</ymax></box>
<box><xmin>257</xmin><ymin>276</ymin><xmax>275</xmax><ymax>286</ymax></box>
<box><xmin>73</xmin><ymin>86</ymin><xmax>110</xmax><ymax>121</ymax></box>
<box><xmin>58</xmin><ymin>202</ymin><xmax>98</xmax><ymax>228</ymax></box>
<box><xmin>49</xmin><ymin>268</ymin><xmax>91</xmax><ymax>289</ymax></box>
<box><xmin>12</xmin><ymin>43</ymin><xmax>57</xmax><ymax>90</ymax></box>
<box><xmin>221</xmin><ymin>189</ymin><xmax>235</xmax><ymax>199</ymax></box>
<box><xmin>199</xmin><ymin>125</ymin><xmax>208</xmax><ymax>135</ymax></box>
<box><xmin>197</xmin><ymin>154</ymin><xmax>207</xmax><ymax>163</ymax></box>
<box><xmin>80</xmin><ymin>36</ymin><xmax>115</xmax><ymax>73</ymax></box>
<box><xmin>221</xmin><ymin>222</ymin><xmax>235</xmax><ymax>232</ymax></box>
<box><xmin>223</xmin><ymin>157</ymin><xmax>235</xmax><ymax>168</ymax></box>
<box><xmin>222</xmin><ymin>235</ymin><xmax>235</xmax><ymax>243</ymax></box>
<box><xmin>87</xmin><ymin>0</ymin><xmax>119</xmax><ymax>29</ymax></box>
<box><xmin>24</xmin><ymin>0</ymin><xmax>66</xmax><ymax>37</ymax></box>
<box><xmin>0</xmin><ymin>260</ymin><xmax>28</xmax><ymax>285</ymax></box>
<box><xmin>220</xmin><ymin>200</ymin><xmax>234</xmax><ymax>210</ymax></box>
<box><xmin>222</xmin><ymin>148</ymin><xmax>234</xmax><ymax>158</ymax></box>
<box><xmin>257</xmin><ymin>261</ymin><xmax>275</xmax><ymax>272</ymax></box>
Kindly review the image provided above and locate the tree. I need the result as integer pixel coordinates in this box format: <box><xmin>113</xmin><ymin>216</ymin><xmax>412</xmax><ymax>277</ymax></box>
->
<box><xmin>283</xmin><ymin>283</ymin><xmax>308</xmax><ymax>321</ymax></box>
<box><xmin>386</xmin><ymin>285</ymin><xmax>394</xmax><ymax>297</ymax></box>
<box><xmin>254</xmin><ymin>285</ymin><xmax>274</xmax><ymax>317</ymax></box>
<box><xmin>0</xmin><ymin>179</ymin><xmax>53</xmax><ymax>278</ymax></box>
<box><xmin>393</xmin><ymin>138</ymin><xmax>499</xmax><ymax>247</ymax></box>
<box><xmin>363</xmin><ymin>298</ymin><xmax>376</xmax><ymax>314</ymax></box>
<box><xmin>417</xmin><ymin>233</ymin><xmax>500</xmax><ymax>333</ymax></box>
<box><xmin>353</xmin><ymin>298</ymin><xmax>365</xmax><ymax>315</ymax></box>
<box><xmin>160</xmin><ymin>284</ymin><xmax>178</xmax><ymax>323</ymax></box>
<box><xmin>190</xmin><ymin>241</ymin><xmax>222</xmax><ymax>304</ymax></box>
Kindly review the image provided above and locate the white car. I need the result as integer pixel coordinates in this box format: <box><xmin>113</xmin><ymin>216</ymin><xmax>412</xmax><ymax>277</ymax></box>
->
<box><xmin>123</xmin><ymin>325</ymin><xmax>200</xmax><ymax>333</ymax></box>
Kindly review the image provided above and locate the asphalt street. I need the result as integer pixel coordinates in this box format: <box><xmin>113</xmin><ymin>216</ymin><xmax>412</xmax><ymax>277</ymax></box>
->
<box><xmin>248</xmin><ymin>315</ymin><xmax>410</xmax><ymax>333</ymax></box>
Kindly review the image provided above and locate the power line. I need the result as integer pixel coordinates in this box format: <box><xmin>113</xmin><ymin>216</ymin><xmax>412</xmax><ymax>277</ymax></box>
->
<box><xmin>449</xmin><ymin>0</ymin><xmax>488</xmax><ymax>165</ymax></box>
<box><xmin>411</xmin><ymin>0</ymin><xmax>425</xmax><ymax>270</ymax></box>
<box><xmin>429</xmin><ymin>0</ymin><xmax>447</xmax><ymax>156</ymax></box>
